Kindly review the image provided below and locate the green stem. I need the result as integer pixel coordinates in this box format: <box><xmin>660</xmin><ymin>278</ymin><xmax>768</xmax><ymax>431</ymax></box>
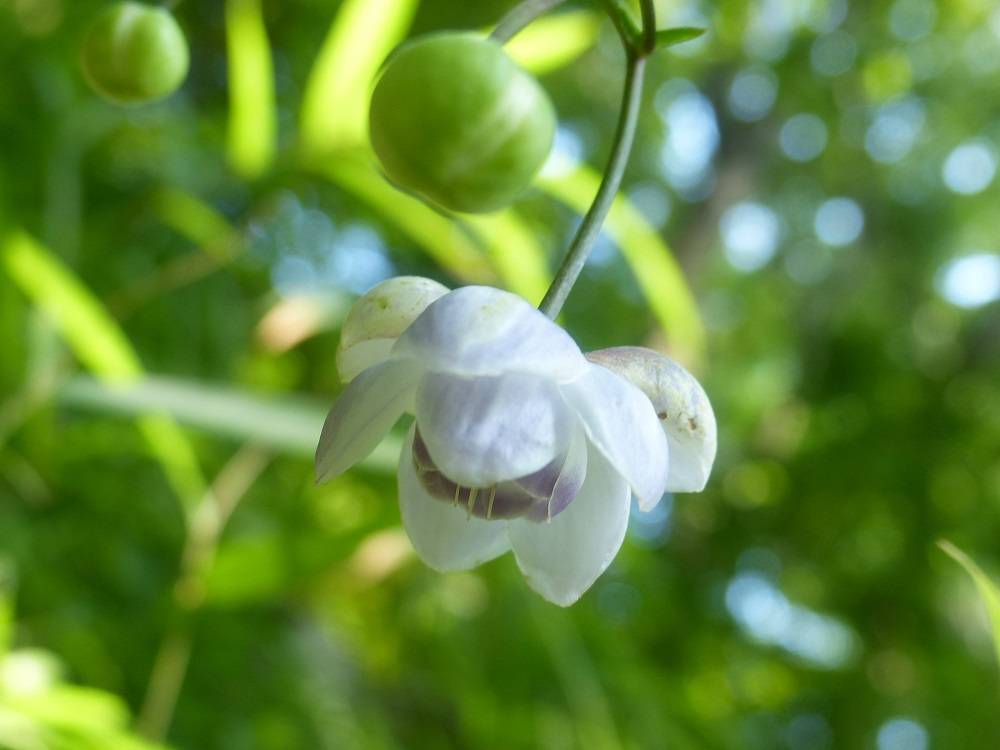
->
<box><xmin>538</xmin><ymin>0</ymin><xmax>655</xmax><ymax>318</ymax></box>
<box><xmin>491</xmin><ymin>0</ymin><xmax>569</xmax><ymax>43</ymax></box>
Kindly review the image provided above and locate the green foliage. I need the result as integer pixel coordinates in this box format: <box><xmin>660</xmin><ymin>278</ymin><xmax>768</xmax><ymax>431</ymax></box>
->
<box><xmin>939</xmin><ymin>541</ymin><xmax>1000</xmax><ymax>670</ymax></box>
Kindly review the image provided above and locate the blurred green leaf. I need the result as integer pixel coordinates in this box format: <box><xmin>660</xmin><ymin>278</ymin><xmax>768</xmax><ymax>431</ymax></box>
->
<box><xmin>300</xmin><ymin>0</ymin><xmax>418</xmax><ymax>155</ymax></box>
<box><xmin>0</xmin><ymin>562</ymin><xmax>11</xmax><ymax>656</ymax></box>
<box><xmin>506</xmin><ymin>11</ymin><xmax>600</xmax><ymax>75</ymax></box>
<box><xmin>654</xmin><ymin>27</ymin><xmax>706</xmax><ymax>49</ymax></box>
<box><xmin>318</xmin><ymin>153</ymin><xmax>496</xmax><ymax>284</ymax></box>
<box><xmin>152</xmin><ymin>188</ymin><xmax>232</xmax><ymax>253</ymax></box>
<box><xmin>464</xmin><ymin>211</ymin><xmax>551</xmax><ymax>305</ymax></box>
<box><xmin>58</xmin><ymin>374</ymin><xmax>399</xmax><ymax>472</ymax></box>
<box><xmin>1</xmin><ymin>231</ymin><xmax>205</xmax><ymax>509</ymax></box>
<box><xmin>206</xmin><ymin>534</ymin><xmax>287</xmax><ymax>606</ymax></box>
<box><xmin>939</xmin><ymin>540</ymin><xmax>1000</xmax><ymax>669</ymax></box>
<box><xmin>538</xmin><ymin>168</ymin><xmax>706</xmax><ymax>362</ymax></box>
<box><xmin>225</xmin><ymin>0</ymin><xmax>277</xmax><ymax>179</ymax></box>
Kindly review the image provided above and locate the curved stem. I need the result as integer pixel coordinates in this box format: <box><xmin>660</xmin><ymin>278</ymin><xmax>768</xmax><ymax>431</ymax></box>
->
<box><xmin>538</xmin><ymin>53</ymin><xmax>646</xmax><ymax>317</ymax></box>
<box><xmin>637</xmin><ymin>0</ymin><xmax>657</xmax><ymax>54</ymax></box>
<box><xmin>491</xmin><ymin>0</ymin><xmax>569</xmax><ymax>44</ymax></box>
<box><xmin>538</xmin><ymin>1</ymin><xmax>655</xmax><ymax>318</ymax></box>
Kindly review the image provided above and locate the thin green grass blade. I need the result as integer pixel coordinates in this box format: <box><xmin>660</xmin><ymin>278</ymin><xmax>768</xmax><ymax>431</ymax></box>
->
<box><xmin>939</xmin><ymin>540</ymin><xmax>1000</xmax><ymax>670</ymax></box>
<box><xmin>225</xmin><ymin>0</ymin><xmax>277</xmax><ymax>179</ymax></box>
<box><xmin>300</xmin><ymin>0</ymin><xmax>419</xmax><ymax>155</ymax></box>
<box><xmin>1</xmin><ymin>230</ymin><xmax>205</xmax><ymax>509</ymax></box>
<box><xmin>506</xmin><ymin>11</ymin><xmax>600</xmax><ymax>75</ymax></box>
<box><xmin>59</xmin><ymin>375</ymin><xmax>399</xmax><ymax>473</ymax></box>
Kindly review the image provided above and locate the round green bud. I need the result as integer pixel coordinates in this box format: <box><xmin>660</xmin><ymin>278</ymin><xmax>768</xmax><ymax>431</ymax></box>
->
<box><xmin>369</xmin><ymin>32</ymin><xmax>556</xmax><ymax>214</ymax></box>
<box><xmin>80</xmin><ymin>2</ymin><xmax>189</xmax><ymax>105</ymax></box>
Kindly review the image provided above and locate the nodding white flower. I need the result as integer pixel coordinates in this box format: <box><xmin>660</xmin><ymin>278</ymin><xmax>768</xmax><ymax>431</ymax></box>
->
<box><xmin>316</xmin><ymin>278</ymin><xmax>715</xmax><ymax>606</ymax></box>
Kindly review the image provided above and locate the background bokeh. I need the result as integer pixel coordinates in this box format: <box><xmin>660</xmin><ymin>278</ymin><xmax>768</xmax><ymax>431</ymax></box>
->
<box><xmin>2</xmin><ymin>0</ymin><xmax>1000</xmax><ymax>748</ymax></box>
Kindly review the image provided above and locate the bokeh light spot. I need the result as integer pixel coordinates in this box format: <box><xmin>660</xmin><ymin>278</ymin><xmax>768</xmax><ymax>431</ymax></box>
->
<box><xmin>721</xmin><ymin>202</ymin><xmax>781</xmax><ymax>271</ymax></box>
<box><xmin>780</xmin><ymin>113</ymin><xmax>828</xmax><ymax>162</ymax></box>
<box><xmin>935</xmin><ymin>253</ymin><xmax>1000</xmax><ymax>308</ymax></box>
<box><xmin>942</xmin><ymin>140</ymin><xmax>997</xmax><ymax>194</ymax></box>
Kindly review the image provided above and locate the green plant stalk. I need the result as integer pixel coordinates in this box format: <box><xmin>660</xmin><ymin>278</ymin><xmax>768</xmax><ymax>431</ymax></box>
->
<box><xmin>491</xmin><ymin>0</ymin><xmax>570</xmax><ymax>44</ymax></box>
<box><xmin>538</xmin><ymin>0</ymin><xmax>656</xmax><ymax>318</ymax></box>
<box><xmin>538</xmin><ymin>0</ymin><xmax>655</xmax><ymax>317</ymax></box>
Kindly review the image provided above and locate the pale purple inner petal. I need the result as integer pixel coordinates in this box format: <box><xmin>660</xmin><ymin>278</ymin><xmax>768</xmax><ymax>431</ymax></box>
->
<box><xmin>411</xmin><ymin>429</ymin><xmax>585</xmax><ymax>522</ymax></box>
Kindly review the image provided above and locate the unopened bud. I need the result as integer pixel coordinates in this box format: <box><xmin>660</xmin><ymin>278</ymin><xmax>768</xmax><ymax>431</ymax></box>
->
<box><xmin>337</xmin><ymin>276</ymin><xmax>448</xmax><ymax>381</ymax></box>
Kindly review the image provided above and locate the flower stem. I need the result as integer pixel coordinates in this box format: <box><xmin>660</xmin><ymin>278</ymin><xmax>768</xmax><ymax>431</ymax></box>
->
<box><xmin>539</xmin><ymin>0</ymin><xmax>656</xmax><ymax>318</ymax></box>
<box><xmin>491</xmin><ymin>0</ymin><xmax>569</xmax><ymax>44</ymax></box>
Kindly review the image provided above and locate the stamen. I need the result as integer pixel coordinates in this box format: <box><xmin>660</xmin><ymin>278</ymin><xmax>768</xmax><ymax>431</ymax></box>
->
<box><xmin>452</xmin><ymin>484</ymin><xmax>461</xmax><ymax>507</ymax></box>
<box><xmin>546</xmin><ymin>492</ymin><xmax>553</xmax><ymax>522</ymax></box>
<box><xmin>466</xmin><ymin>487</ymin><xmax>479</xmax><ymax>516</ymax></box>
<box><xmin>486</xmin><ymin>486</ymin><xmax>496</xmax><ymax>519</ymax></box>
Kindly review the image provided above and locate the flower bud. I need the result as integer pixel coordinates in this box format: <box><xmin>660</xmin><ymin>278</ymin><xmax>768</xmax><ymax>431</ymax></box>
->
<box><xmin>586</xmin><ymin>347</ymin><xmax>716</xmax><ymax>492</ymax></box>
<box><xmin>80</xmin><ymin>2</ymin><xmax>189</xmax><ymax>105</ymax></box>
<box><xmin>337</xmin><ymin>276</ymin><xmax>448</xmax><ymax>382</ymax></box>
<box><xmin>369</xmin><ymin>32</ymin><xmax>556</xmax><ymax>213</ymax></box>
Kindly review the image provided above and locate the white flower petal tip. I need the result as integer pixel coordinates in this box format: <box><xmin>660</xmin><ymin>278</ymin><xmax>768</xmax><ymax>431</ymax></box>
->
<box><xmin>415</xmin><ymin>370</ymin><xmax>575</xmax><ymax>487</ymax></box>
<box><xmin>587</xmin><ymin>347</ymin><xmax>717</xmax><ymax>493</ymax></box>
<box><xmin>315</xmin><ymin>359</ymin><xmax>417</xmax><ymax>484</ymax></box>
<box><xmin>508</xmin><ymin>447</ymin><xmax>631</xmax><ymax>606</ymax></box>
<box><xmin>337</xmin><ymin>276</ymin><xmax>449</xmax><ymax>382</ymax></box>
<box><xmin>398</xmin><ymin>427</ymin><xmax>510</xmax><ymax>571</ymax></box>
<box><xmin>561</xmin><ymin>363</ymin><xmax>669</xmax><ymax>511</ymax></box>
<box><xmin>393</xmin><ymin>286</ymin><xmax>588</xmax><ymax>380</ymax></box>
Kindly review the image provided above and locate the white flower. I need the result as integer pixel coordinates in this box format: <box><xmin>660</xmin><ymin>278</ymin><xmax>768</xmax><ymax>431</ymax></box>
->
<box><xmin>316</xmin><ymin>278</ymin><xmax>715</xmax><ymax>606</ymax></box>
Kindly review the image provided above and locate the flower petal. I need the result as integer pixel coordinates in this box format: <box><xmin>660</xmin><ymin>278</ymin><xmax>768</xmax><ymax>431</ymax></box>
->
<box><xmin>507</xmin><ymin>446</ymin><xmax>630</xmax><ymax>606</ymax></box>
<box><xmin>315</xmin><ymin>359</ymin><xmax>418</xmax><ymax>483</ymax></box>
<box><xmin>560</xmin><ymin>363</ymin><xmax>669</xmax><ymax>510</ymax></box>
<box><xmin>587</xmin><ymin>347</ymin><xmax>716</xmax><ymax>492</ymax></box>
<box><xmin>415</xmin><ymin>370</ymin><xmax>574</xmax><ymax>487</ymax></box>
<box><xmin>398</xmin><ymin>426</ymin><xmax>509</xmax><ymax>571</ymax></box>
<box><xmin>393</xmin><ymin>286</ymin><xmax>587</xmax><ymax>380</ymax></box>
<box><xmin>337</xmin><ymin>276</ymin><xmax>449</xmax><ymax>382</ymax></box>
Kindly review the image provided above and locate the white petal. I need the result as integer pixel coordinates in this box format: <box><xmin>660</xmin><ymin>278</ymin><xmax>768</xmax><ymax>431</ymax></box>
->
<box><xmin>415</xmin><ymin>371</ymin><xmax>574</xmax><ymax>487</ymax></box>
<box><xmin>337</xmin><ymin>276</ymin><xmax>449</xmax><ymax>382</ymax></box>
<box><xmin>560</xmin><ymin>363</ymin><xmax>669</xmax><ymax>510</ymax></box>
<box><xmin>508</xmin><ymin>446</ymin><xmax>630</xmax><ymax>606</ymax></box>
<box><xmin>398</xmin><ymin>426</ymin><xmax>509</xmax><ymax>571</ymax></box>
<box><xmin>393</xmin><ymin>286</ymin><xmax>587</xmax><ymax>381</ymax></box>
<box><xmin>587</xmin><ymin>347</ymin><xmax>717</xmax><ymax>492</ymax></box>
<box><xmin>315</xmin><ymin>359</ymin><xmax>417</xmax><ymax>483</ymax></box>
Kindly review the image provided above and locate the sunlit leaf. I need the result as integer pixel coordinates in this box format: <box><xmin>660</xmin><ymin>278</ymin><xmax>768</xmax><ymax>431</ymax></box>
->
<box><xmin>506</xmin><ymin>11</ymin><xmax>600</xmax><ymax>75</ymax></box>
<box><xmin>0</xmin><ymin>562</ymin><xmax>12</xmax><ymax>656</ymax></box>
<box><xmin>1</xmin><ymin>231</ymin><xmax>205</xmax><ymax>509</ymax></box>
<box><xmin>318</xmin><ymin>154</ymin><xmax>496</xmax><ymax>284</ymax></box>
<box><xmin>58</xmin><ymin>374</ymin><xmax>400</xmax><ymax>472</ymax></box>
<box><xmin>300</xmin><ymin>0</ymin><xmax>419</xmax><ymax>155</ymax></box>
<box><xmin>938</xmin><ymin>540</ymin><xmax>1000</xmax><ymax>669</ymax></box>
<box><xmin>225</xmin><ymin>0</ymin><xmax>276</xmax><ymax>179</ymax></box>
<box><xmin>538</xmin><ymin>167</ymin><xmax>706</xmax><ymax>362</ymax></box>
<box><xmin>655</xmin><ymin>27</ymin><xmax>706</xmax><ymax>49</ymax></box>
<box><xmin>464</xmin><ymin>211</ymin><xmax>550</xmax><ymax>305</ymax></box>
<box><xmin>152</xmin><ymin>188</ymin><xmax>233</xmax><ymax>259</ymax></box>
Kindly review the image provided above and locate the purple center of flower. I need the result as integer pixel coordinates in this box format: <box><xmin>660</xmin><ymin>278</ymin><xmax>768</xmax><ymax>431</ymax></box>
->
<box><xmin>411</xmin><ymin>429</ymin><xmax>582</xmax><ymax>522</ymax></box>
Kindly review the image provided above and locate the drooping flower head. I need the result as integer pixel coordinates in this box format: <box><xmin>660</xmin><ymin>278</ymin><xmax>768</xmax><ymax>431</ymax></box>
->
<box><xmin>316</xmin><ymin>277</ymin><xmax>716</xmax><ymax>605</ymax></box>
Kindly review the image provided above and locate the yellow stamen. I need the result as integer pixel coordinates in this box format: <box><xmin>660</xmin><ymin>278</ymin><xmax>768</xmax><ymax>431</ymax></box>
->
<box><xmin>467</xmin><ymin>487</ymin><xmax>479</xmax><ymax>515</ymax></box>
<box><xmin>486</xmin><ymin>486</ymin><xmax>497</xmax><ymax>519</ymax></box>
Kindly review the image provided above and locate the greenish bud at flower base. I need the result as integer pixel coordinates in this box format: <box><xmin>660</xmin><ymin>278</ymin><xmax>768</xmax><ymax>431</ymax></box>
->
<box><xmin>80</xmin><ymin>2</ymin><xmax>189</xmax><ymax>105</ymax></box>
<box><xmin>369</xmin><ymin>32</ymin><xmax>557</xmax><ymax>213</ymax></box>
